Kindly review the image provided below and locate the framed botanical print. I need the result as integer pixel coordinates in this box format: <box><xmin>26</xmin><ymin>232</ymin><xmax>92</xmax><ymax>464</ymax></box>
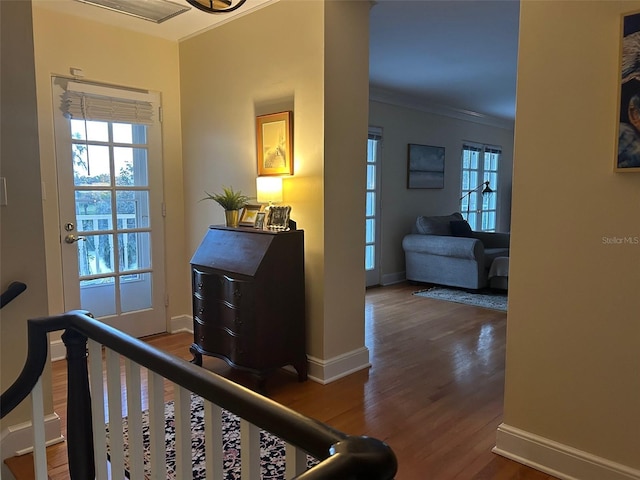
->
<box><xmin>256</xmin><ymin>111</ymin><xmax>293</xmax><ymax>176</ymax></box>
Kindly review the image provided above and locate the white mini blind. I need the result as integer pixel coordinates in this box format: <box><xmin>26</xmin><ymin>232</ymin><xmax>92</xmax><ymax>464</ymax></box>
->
<box><xmin>62</xmin><ymin>81</ymin><xmax>155</xmax><ymax>125</ymax></box>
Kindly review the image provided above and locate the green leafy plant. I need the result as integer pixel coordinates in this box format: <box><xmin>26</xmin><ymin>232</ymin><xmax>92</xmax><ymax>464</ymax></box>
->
<box><xmin>201</xmin><ymin>186</ymin><xmax>251</xmax><ymax>211</ymax></box>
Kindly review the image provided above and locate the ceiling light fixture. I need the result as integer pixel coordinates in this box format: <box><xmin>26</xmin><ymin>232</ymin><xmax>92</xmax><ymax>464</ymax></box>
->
<box><xmin>185</xmin><ymin>0</ymin><xmax>247</xmax><ymax>14</ymax></box>
<box><xmin>75</xmin><ymin>0</ymin><xmax>191</xmax><ymax>23</ymax></box>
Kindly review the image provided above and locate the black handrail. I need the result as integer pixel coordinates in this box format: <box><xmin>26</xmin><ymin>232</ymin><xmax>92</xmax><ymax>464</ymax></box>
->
<box><xmin>1</xmin><ymin>311</ymin><xmax>397</xmax><ymax>480</ymax></box>
<box><xmin>0</xmin><ymin>281</ymin><xmax>27</xmax><ymax>309</ymax></box>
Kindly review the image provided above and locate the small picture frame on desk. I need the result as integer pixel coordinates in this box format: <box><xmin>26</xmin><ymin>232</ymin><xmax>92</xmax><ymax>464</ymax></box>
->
<box><xmin>266</xmin><ymin>205</ymin><xmax>291</xmax><ymax>230</ymax></box>
<box><xmin>254</xmin><ymin>212</ymin><xmax>266</xmax><ymax>229</ymax></box>
<box><xmin>239</xmin><ymin>204</ymin><xmax>262</xmax><ymax>227</ymax></box>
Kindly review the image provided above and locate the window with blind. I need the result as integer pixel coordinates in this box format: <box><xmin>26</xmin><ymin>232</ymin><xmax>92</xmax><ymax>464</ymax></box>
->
<box><xmin>460</xmin><ymin>143</ymin><xmax>500</xmax><ymax>232</ymax></box>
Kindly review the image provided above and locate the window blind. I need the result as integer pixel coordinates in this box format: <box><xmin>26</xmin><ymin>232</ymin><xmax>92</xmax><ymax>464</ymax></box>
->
<box><xmin>61</xmin><ymin>81</ymin><xmax>155</xmax><ymax>125</ymax></box>
<box><xmin>368</xmin><ymin>126</ymin><xmax>383</xmax><ymax>141</ymax></box>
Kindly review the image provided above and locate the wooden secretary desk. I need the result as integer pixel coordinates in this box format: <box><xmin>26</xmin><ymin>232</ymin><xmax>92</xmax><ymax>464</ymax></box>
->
<box><xmin>189</xmin><ymin>226</ymin><xmax>307</xmax><ymax>388</ymax></box>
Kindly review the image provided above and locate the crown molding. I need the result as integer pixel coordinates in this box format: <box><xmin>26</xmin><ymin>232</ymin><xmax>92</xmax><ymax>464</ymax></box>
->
<box><xmin>369</xmin><ymin>85</ymin><xmax>515</xmax><ymax>131</ymax></box>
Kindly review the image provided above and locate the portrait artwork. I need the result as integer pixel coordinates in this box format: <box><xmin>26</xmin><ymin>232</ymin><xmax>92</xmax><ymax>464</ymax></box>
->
<box><xmin>617</xmin><ymin>11</ymin><xmax>640</xmax><ymax>171</ymax></box>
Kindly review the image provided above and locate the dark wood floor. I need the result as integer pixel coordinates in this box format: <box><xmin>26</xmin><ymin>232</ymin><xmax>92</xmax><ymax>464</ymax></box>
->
<box><xmin>30</xmin><ymin>282</ymin><xmax>556</xmax><ymax>479</ymax></box>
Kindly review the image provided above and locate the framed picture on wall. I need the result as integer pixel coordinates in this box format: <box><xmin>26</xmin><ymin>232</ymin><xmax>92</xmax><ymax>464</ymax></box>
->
<box><xmin>256</xmin><ymin>111</ymin><xmax>293</xmax><ymax>176</ymax></box>
<box><xmin>616</xmin><ymin>10</ymin><xmax>640</xmax><ymax>172</ymax></box>
<box><xmin>407</xmin><ymin>144</ymin><xmax>445</xmax><ymax>188</ymax></box>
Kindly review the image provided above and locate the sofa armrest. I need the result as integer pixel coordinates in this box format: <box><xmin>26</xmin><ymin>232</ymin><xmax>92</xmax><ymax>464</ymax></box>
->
<box><xmin>402</xmin><ymin>234</ymin><xmax>483</xmax><ymax>260</ymax></box>
<box><xmin>472</xmin><ymin>231</ymin><xmax>510</xmax><ymax>249</ymax></box>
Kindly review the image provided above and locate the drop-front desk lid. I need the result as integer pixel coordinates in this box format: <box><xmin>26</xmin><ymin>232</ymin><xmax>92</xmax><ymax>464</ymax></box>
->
<box><xmin>190</xmin><ymin>225</ymin><xmax>302</xmax><ymax>277</ymax></box>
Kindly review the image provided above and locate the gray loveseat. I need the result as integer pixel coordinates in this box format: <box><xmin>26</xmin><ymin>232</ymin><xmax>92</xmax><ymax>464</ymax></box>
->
<box><xmin>402</xmin><ymin>212</ymin><xmax>510</xmax><ymax>290</ymax></box>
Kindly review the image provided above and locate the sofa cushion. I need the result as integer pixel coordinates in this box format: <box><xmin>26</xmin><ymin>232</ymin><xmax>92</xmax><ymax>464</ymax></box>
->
<box><xmin>415</xmin><ymin>212</ymin><xmax>464</xmax><ymax>235</ymax></box>
<box><xmin>450</xmin><ymin>220</ymin><xmax>473</xmax><ymax>237</ymax></box>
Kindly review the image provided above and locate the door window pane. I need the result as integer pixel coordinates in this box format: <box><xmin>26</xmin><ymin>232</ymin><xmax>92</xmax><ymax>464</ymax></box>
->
<box><xmin>366</xmin><ymin>192</ymin><xmax>375</xmax><ymax>216</ymax></box>
<box><xmin>121</xmin><ymin>272</ymin><xmax>152</xmax><ymax>313</ymax></box>
<box><xmin>365</xmin><ymin>245</ymin><xmax>375</xmax><ymax>270</ymax></box>
<box><xmin>119</xmin><ymin>232</ymin><xmax>151</xmax><ymax>272</ymax></box>
<box><xmin>113</xmin><ymin>123</ymin><xmax>133</xmax><ymax>144</ymax></box>
<box><xmin>116</xmin><ymin>191</ymin><xmax>149</xmax><ymax>229</ymax></box>
<box><xmin>73</xmin><ymin>144</ymin><xmax>111</xmax><ymax>186</ymax></box>
<box><xmin>367</xmin><ymin>165</ymin><xmax>375</xmax><ymax>190</ymax></box>
<box><xmin>79</xmin><ymin>234</ymin><xmax>115</xmax><ymax>276</ymax></box>
<box><xmin>114</xmin><ymin>147</ymin><xmax>148</xmax><ymax>186</ymax></box>
<box><xmin>71</xmin><ymin>119</ymin><xmax>108</xmax><ymax>142</ymax></box>
<box><xmin>75</xmin><ymin>191</ymin><xmax>112</xmax><ymax>218</ymax></box>
<box><xmin>80</xmin><ymin>279</ymin><xmax>115</xmax><ymax>317</ymax></box>
<box><xmin>366</xmin><ymin>219</ymin><xmax>375</xmax><ymax>243</ymax></box>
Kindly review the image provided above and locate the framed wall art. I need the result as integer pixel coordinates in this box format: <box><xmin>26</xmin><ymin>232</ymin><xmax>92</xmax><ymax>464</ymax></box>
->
<box><xmin>256</xmin><ymin>111</ymin><xmax>293</xmax><ymax>176</ymax></box>
<box><xmin>616</xmin><ymin>10</ymin><xmax>640</xmax><ymax>172</ymax></box>
<box><xmin>407</xmin><ymin>143</ymin><xmax>445</xmax><ymax>188</ymax></box>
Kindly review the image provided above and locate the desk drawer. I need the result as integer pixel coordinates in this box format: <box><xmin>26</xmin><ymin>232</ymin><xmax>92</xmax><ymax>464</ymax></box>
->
<box><xmin>193</xmin><ymin>269</ymin><xmax>254</xmax><ymax>309</ymax></box>
<box><xmin>193</xmin><ymin>320</ymin><xmax>257</xmax><ymax>367</ymax></box>
<box><xmin>193</xmin><ymin>296</ymin><xmax>251</xmax><ymax>335</ymax></box>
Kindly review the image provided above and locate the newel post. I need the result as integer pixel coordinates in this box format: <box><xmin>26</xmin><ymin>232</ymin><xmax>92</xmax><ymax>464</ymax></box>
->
<box><xmin>62</xmin><ymin>328</ymin><xmax>96</xmax><ymax>479</ymax></box>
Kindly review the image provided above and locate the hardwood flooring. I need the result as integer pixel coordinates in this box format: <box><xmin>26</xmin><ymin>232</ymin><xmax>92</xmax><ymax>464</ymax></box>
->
<box><xmin>13</xmin><ymin>282</ymin><xmax>557</xmax><ymax>479</ymax></box>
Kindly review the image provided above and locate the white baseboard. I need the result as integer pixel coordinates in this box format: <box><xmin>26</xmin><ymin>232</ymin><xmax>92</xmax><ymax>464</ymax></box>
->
<box><xmin>494</xmin><ymin>423</ymin><xmax>640</xmax><ymax>480</ymax></box>
<box><xmin>306</xmin><ymin>347</ymin><xmax>371</xmax><ymax>384</ymax></box>
<box><xmin>170</xmin><ymin>314</ymin><xmax>193</xmax><ymax>334</ymax></box>
<box><xmin>50</xmin><ymin>338</ymin><xmax>65</xmax><ymax>362</ymax></box>
<box><xmin>381</xmin><ymin>271</ymin><xmax>405</xmax><ymax>286</ymax></box>
<box><xmin>50</xmin><ymin>316</ymin><xmax>194</xmax><ymax>361</ymax></box>
<box><xmin>0</xmin><ymin>413</ymin><xmax>64</xmax><ymax>462</ymax></box>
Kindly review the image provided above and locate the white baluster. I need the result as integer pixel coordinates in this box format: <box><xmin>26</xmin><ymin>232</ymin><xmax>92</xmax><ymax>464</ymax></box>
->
<box><xmin>241</xmin><ymin>419</ymin><xmax>260</xmax><ymax>480</ymax></box>
<box><xmin>285</xmin><ymin>443</ymin><xmax>308</xmax><ymax>479</ymax></box>
<box><xmin>106</xmin><ymin>348</ymin><xmax>125</xmax><ymax>478</ymax></box>
<box><xmin>31</xmin><ymin>378</ymin><xmax>47</xmax><ymax>480</ymax></box>
<box><xmin>148</xmin><ymin>371</ymin><xmax>167</xmax><ymax>479</ymax></box>
<box><xmin>125</xmin><ymin>359</ymin><xmax>143</xmax><ymax>478</ymax></box>
<box><xmin>204</xmin><ymin>400</ymin><xmax>223</xmax><ymax>480</ymax></box>
<box><xmin>88</xmin><ymin>339</ymin><xmax>108</xmax><ymax>480</ymax></box>
<box><xmin>174</xmin><ymin>386</ymin><xmax>192</xmax><ymax>479</ymax></box>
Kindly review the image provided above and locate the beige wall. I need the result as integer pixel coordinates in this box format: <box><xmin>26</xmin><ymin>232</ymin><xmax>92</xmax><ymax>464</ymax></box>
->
<box><xmin>30</xmin><ymin>6</ymin><xmax>190</xmax><ymax>329</ymax></box>
<box><xmin>0</xmin><ymin>0</ymin><xmax>53</xmax><ymax>430</ymax></box>
<box><xmin>504</xmin><ymin>0</ymin><xmax>640</xmax><ymax>470</ymax></box>
<box><xmin>323</xmin><ymin>0</ymin><xmax>370</xmax><ymax>359</ymax></box>
<box><xmin>369</xmin><ymin>100</ymin><xmax>515</xmax><ymax>282</ymax></box>
<box><xmin>179</xmin><ymin>0</ymin><xmax>370</xmax><ymax>365</ymax></box>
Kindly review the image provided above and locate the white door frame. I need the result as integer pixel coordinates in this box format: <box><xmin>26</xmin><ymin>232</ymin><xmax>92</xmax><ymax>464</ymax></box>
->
<box><xmin>52</xmin><ymin>76</ymin><xmax>166</xmax><ymax>338</ymax></box>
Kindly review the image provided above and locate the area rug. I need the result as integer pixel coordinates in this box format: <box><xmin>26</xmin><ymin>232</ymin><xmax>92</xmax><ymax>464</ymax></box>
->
<box><xmin>106</xmin><ymin>394</ymin><xmax>318</xmax><ymax>479</ymax></box>
<box><xmin>413</xmin><ymin>286</ymin><xmax>507</xmax><ymax>311</ymax></box>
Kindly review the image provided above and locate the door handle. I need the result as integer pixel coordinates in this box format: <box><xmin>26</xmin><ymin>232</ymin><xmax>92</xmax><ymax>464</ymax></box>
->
<box><xmin>64</xmin><ymin>234</ymin><xmax>86</xmax><ymax>244</ymax></box>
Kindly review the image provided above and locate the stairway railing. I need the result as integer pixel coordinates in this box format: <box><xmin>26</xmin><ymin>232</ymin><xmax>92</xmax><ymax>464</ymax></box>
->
<box><xmin>1</xmin><ymin>310</ymin><xmax>397</xmax><ymax>479</ymax></box>
<box><xmin>0</xmin><ymin>281</ymin><xmax>27</xmax><ymax>309</ymax></box>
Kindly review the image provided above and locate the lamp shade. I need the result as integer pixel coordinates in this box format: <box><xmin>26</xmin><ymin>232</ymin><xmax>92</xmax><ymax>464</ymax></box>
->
<box><xmin>256</xmin><ymin>176</ymin><xmax>283</xmax><ymax>204</ymax></box>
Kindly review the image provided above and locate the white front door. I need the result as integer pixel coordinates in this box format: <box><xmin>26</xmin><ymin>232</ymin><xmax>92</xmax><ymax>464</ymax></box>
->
<box><xmin>52</xmin><ymin>77</ymin><xmax>166</xmax><ymax>338</ymax></box>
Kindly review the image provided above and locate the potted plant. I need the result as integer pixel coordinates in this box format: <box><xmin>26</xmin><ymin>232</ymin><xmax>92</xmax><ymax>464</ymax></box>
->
<box><xmin>201</xmin><ymin>186</ymin><xmax>251</xmax><ymax>228</ymax></box>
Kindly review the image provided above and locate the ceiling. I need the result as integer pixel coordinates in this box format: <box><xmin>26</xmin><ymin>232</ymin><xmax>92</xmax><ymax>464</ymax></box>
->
<box><xmin>34</xmin><ymin>0</ymin><xmax>520</xmax><ymax>126</ymax></box>
<box><xmin>369</xmin><ymin>0</ymin><xmax>520</xmax><ymax>126</ymax></box>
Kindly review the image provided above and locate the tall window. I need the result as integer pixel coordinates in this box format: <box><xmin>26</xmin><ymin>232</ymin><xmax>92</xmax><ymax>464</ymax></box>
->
<box><xmin>365</xmin><ymin>127</ymin><xmax>382</xmax><ymax>286</ymax></box>
<box><xmin>460</xmin><ymin>142</ymin><xmax>500</xmax><ymax>231</ymax></box>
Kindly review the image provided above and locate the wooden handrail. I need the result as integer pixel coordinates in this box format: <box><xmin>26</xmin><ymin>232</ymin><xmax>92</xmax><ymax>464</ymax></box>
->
<box><xmin>0</xmin><ymin>310</ymin><xmax>398</xmax><ymax>479</ymax></box>
<box><xmin>0</xmin><ymin>281</ymin><xmax>27</xmax><ymax>309</ymax></box>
